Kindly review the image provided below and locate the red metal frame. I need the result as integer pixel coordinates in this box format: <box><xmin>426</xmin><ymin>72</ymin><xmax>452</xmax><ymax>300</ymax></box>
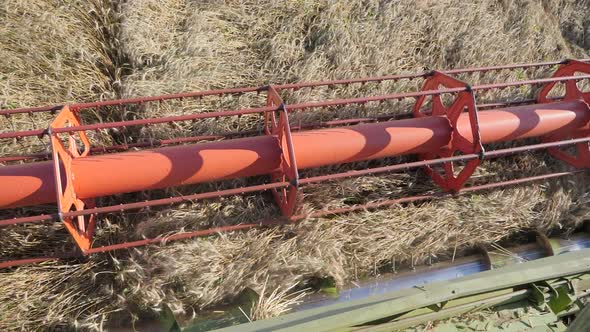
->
<box><xmin>413</xmin><ymin>71</ymin><xmax>483</xmax><ymax>192</ymax></box>
<box><xmin>49</xmin><ymin>106</ymin><xmax>96</xmax><ymax>253</ymax></box>
<box><xmin>265</xmin><ymin>86</ymin><xmax>300</xmax><ymax>216</ymax></box>
<box><xmin>537</xmin><ymin>60</ymin><xmax>590</xmax><ymax>168</ymax></box>
<box><xmin>1</xmin><ymin>59</ymin><xmax>590</xmax><ymax>268</ymax></box>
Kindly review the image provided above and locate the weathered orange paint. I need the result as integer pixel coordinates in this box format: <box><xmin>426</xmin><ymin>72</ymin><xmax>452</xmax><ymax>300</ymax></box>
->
<box><xmin>0</xmin><ymin>161</ymin><xmax>60</xmax><ymax>208</ymax></box>
<box><xmin>291</xmin><ymin>116</ymin><xmax>452</xmax><ymax>169</ymax></box>
<box><xmin>72</xmin><ymin>135</ymin><xmax>282</xmax><ymax>199</ymax></box>
<box><xmin>457</xmin><ymin>100</ymin><xmax>590</xmax><ymax>143</ymax></box>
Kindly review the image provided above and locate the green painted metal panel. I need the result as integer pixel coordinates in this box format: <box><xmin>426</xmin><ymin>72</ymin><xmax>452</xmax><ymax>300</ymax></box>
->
<box><xmin>213</xmin><ymin>249</ymin><xmax>590</xmax><ymax>332</ymax></box>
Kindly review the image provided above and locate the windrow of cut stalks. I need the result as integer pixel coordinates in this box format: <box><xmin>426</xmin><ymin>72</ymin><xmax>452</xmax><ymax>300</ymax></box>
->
<box><xmin>1</xmin><ymin>0</ymin><xmax>589</xmax><ymax>330</ymax></box>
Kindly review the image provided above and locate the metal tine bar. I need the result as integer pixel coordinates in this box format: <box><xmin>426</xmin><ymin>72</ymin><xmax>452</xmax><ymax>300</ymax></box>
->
<box><xmin>0</xmin><ymin>95</ymin><xmax>543</xmax><ymax>164</ymax></box>
<box><xmin>272</xmin><ymin>59</ymin><xmax>590</xmax><ymax>90</ymax></box>
<box><xmin>286</xmin><ymin>87</ymin><xmax>466</xmax><ymax>110</ymax></box>
<box><xmin>1</xmin><ymin>111</ymin><xmax>420</xmax><ymax>163</ymax></box>
<box><xmin>0</xmin><ymin>181</ymin><xmax>290</xmax><ymax>226</ymax></box>
<box><xmin>85</xmin><ymin>221</ymin><xmax>285</xmax><ymax>253</ymax></box>
<box><xmin>53</xmin><ymin>105</ymin><xmax>275</xmax><ymax>134</ymax></box>
<box><xmin>286</xmin><ymin>75</ymin><xmax>588</xmax><ymax>111</ymax></box>
<box><xmin>3</xmin><ymin>94</ymin><xmax>420</xmax><ymax>139</ymax></box>
<box><xmin>51</xmin><ymin>75</ymin><xmax>590</xmax><ymax>136</ymax></box>
<box><xmin>0</xmin><ymin>128</ymin><xmax>47</xmax><ymax>140</ymax></box>
<box><xmin>298</xmin><ymin>137</ymin><xmax>590</xmax><ymax>185</ymax></box>
<box><xmin>0</xmin><ymin>93</ymin><xmax>570</xmax><ymax>162</ymax></box>
<box><xmin>441</xmin><ymin>60</ymin><xmax>572</xmax><ymax>74</ymax></box>
<box><xmin>295</xmin><ymin>170</ymin><xmax>582</xmax><ymax>219</ymax></box>
<box><xmin>276</xmin><ymin>72</ymin><xmax>427</xmax><ymax>90</ymax></box>
<box><xmin>0</xmin><ymin>105</ymin><xmax>63</xmax><ymax>117</ymax></box>
<box><xmin>0</xmin><ymin>59</ymin><xmax>590</xmax><ymax>120</ymax></box>
<box><xmin>2</xmin><ymin>58</ymin><xmax>588</xmax><ymax>117</ymax></box>
<box><xmin>0</xmin><ymin>106</ymin><xmax>277</xmax><ymax>140</ymax></box>
<box><xmin>478</xmin><ymin>99</ymin><xmax>537</xmax><ymax>109</ymax></box>
<box><xmin>66</xmin><ymin>182</ymin><xmax>290</xmax><ymax>219</ymax></box>
<box><xmin>0</xmin><ymin>86</ymin><xmax>266</xmax><ymax>116</ymax></box>
<box><xmin>0</xmin><ymin>254</ymin><xmax>77</xmax><ymax>269</ymax></box>
<box><xmin>0</xmin><ymin>154</ymin><xmax>47</xmax><ymax>163</ymax></box>
<box><xmin>0</xmin><ymin>169</ymin><xmax>581</xmax><ymax>268</ymax></box>
<box><xmin>2</xmin><ymin>73</ymin><xmax>588</xmax><ymax>140</ymax></box>
<box><xmin>473</xmin><ymin>74</ymin><xmax>590</xmax><ymax>91</ymax></box>
<box><xmin>0</xmin><ymin>213</ymin><xmax>53</xmax><ymax>226</ymax></box>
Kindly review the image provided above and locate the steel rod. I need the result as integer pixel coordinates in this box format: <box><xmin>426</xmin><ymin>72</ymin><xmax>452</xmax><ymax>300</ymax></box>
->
<box><xmin>0</xmin><ymin>169</ymin><xmax>582</xmax><ymax>268</ymax></box>
<box><xmin>0</xmin><ymin>99</ymin><xmax>545</xmax><ymax>164</ymax></box>
<box><xmin>2</xmin><ymin>75</ymin><xmax>588</xmax><ymax>140</ymax></box>
<box><xmin>4</xmin><ymin>59</ymin><xmax>586</xmax><ymax>116</ymax></box>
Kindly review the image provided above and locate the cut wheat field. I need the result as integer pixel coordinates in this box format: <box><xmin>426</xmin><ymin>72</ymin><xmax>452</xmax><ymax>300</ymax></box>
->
<box><xmin>0</xmin><ymin>0</ymin><xmax>589</xmax><ymax>330</ymax></box>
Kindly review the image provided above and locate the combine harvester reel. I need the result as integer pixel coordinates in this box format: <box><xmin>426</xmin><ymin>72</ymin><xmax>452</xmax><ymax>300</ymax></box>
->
<box><xmin>0</xmin><ymin>59</ymin><xmax>589</xmax><ymax>268</ymax></box>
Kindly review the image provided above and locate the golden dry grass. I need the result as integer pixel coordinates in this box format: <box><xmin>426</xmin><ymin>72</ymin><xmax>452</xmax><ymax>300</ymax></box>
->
<box><xmin>0</xmin><ymin>259</ymin><xmax>117</xmax><ymax>331</ymax></box>
<box><xmin>248</xmin><ymin>279</ymin><xmax>308</xmax><ymax>321</ymax></box>
<box><xmin>0</xmin><ymin>0</ymin><xmax>128</xmax><ymax>157</ymax></box>
<box><xmin>0</xmin><ymin>0</ymin><xmax>589</xmax><ymax>331</ymax></box>
<box><xmin>0</xmin><ymin>0</ymin><xmax>111</xmax><ymax>108</ymax></box>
